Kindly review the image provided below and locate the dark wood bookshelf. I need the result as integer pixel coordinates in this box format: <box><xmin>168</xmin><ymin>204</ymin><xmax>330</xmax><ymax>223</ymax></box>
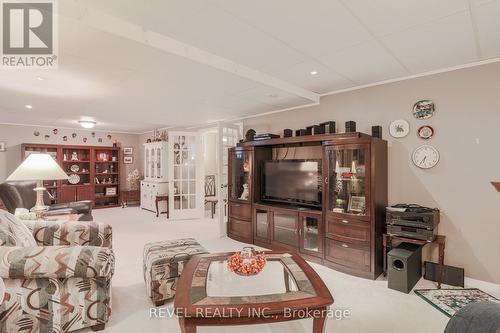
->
<box><xmin>21</xmin><ymin>143</ymin><xmax>121</xmax><ymax>209</ymax></box>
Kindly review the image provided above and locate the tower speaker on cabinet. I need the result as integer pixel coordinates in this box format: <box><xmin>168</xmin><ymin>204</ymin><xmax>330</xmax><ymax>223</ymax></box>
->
<box><xmin>284</xmin><ymin>129</ymin><xmax>293</xmax><ymax>137</ymax></box>
<box><xmin>295</xmin><ymin>129</ymin><xmax>307</xmax><ymax>136</ymax></box>
<box><xmin>313</xmin><ymin>124</ymin><xmax>325</xmax><ymax>135</ymax></box>
<box><xmin>388</xmin><ymin>243</ymin><xmax>422</xmax><ymax>293</ymax></box>
<box><xmin>345</xmin><ymin>121</ymin><xmax>356</xmax><ymax>133</ymax></box>
<box><xmin>305</xmin><ymin>126</ymin><xmax>313</xmax><ymax>135</ymax></box>
<box><xmin>321</xmin><ymin>121</ymin><xmax>336</xmax><ymax>134</ymax></box>
<box><xmin>372</xmin><ymin>125</ymin><xmax>382</xmax><ymax>139</ymax></box>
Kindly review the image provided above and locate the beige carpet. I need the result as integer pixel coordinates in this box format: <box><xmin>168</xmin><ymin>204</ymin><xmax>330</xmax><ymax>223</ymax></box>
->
<box><xmin>82</xmin><ymin>207</ymin><xmax>465</xmax><ymax>333</ymax></box>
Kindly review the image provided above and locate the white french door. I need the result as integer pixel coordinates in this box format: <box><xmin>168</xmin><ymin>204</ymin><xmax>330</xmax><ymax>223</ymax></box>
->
<box><xmin>217</xmin><ymin>123</ymin><xmax>241</xmax><ymax>236</ymax></box>
<box><xmin>168</xmin><ymin>131</ymin><xmax>203</xmax><ymax>220</ymax></box>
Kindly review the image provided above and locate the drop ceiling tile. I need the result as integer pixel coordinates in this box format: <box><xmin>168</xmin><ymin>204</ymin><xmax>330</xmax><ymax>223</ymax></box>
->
<box><xmin>381</xmin><ymin>12</ymin><xmax>477</xmax><ymax>73</ymax></box>
<box><xmin>318</xmin><ymin>41</ymin><xmax>408</xmax><ymax>85</ymax></box>
<box><xmin>213</xmin><ymin>0</ymin><xmax>373</xmax><ymax>58</ymax></box>
<box><xmin>473</xmin><ymin>0</ymin><xmax>500</xmax><ymax>58</ymax></box>
<box><xmin>267</xmin><ymin>61</ymin><xmax>354</xmax><ymax>94</ymax></box>
<box><xmin>233</xmin><ymin>85</ymin><xmax>311</xmax><ymax>109</ymax></box>
<box><xmin>157</xmin><ymin>5</ymin><xmax>307</xmax><ymax>74</ymax></box>
<box><xmin>343</xmin><ymin>0</ymin><xmax>468</xmax><ymax>37</ymax></box>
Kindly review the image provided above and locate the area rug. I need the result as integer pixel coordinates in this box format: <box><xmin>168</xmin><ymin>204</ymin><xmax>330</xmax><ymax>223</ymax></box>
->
<box><xmin>414</xmin><ymin>288</ymin><xmax>500</xmax><ymax>317</ymax></box>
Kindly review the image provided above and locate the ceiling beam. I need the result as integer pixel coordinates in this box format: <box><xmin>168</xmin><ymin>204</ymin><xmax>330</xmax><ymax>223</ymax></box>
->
<box><xmin>62</xmin><ymin>1</ymin><xmax>319</xmax><ymax>103</ymax></box>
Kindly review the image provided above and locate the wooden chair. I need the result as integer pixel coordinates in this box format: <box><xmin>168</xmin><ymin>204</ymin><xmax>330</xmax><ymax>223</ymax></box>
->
<box><xmin>204</xmin><ymin>175</ymin><xmax>218</xmax><ymax>219</ymax></box>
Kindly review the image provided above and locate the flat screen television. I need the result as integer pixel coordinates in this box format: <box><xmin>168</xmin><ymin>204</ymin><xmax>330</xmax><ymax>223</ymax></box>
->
<box><xmin>261</xmin><ymin>159</ymin><xmax>322</xmax><ymax>208</ymax></box>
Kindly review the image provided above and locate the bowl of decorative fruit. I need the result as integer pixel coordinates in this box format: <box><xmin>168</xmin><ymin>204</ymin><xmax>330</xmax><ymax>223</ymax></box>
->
<box><xmin>227</xmin><ymin>247</ymin><xmax>267</xmax><ymax>276</ymax></box>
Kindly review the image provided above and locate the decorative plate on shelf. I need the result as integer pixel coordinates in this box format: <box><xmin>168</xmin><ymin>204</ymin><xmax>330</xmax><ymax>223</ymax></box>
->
<box><xmin>389</xmin><ymin>119</ymin><xmax>410</xmax><ymax>138</ymax></box>
<box><xmin>417</xmin><ymin>125</ymin><xmax>434</xmax><ymax>140</ymax></box>
<box><xmin>413</xmin><ymin>100</ymin><xmax>435</xmax><ymax>119</ymax></box>
<box><xmin>68</xmin><ymin>174</ymin><xmax>80</xmax><ymax>185</ymax></box>
<box><xmin>70</xmin><ymin>164</ymin><xmax>80</xmax><ymax>172</ymax></box>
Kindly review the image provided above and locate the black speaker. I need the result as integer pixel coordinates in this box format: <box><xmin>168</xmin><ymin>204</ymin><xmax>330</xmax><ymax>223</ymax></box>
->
<box><xmin>320</xmin><ymin>121</ymin><xmax>336</xmax><ymax>134</ymax></box>
<box><xmin>372</xmin><ymin>125</ymin><xmax>382</xmax><ymax>139</ymax></box>
<box><xmin>284</xmin><ymin>129</ymin><xmax>293</xmax><ymax>137</ymax></box>
<box><xmin>295</xmin><ymin>129</ymin><xmax>307</xmax><ymax>136</ymax></box>
<box><xmin>387</xmin><ymin>243</ymin><xmax>422</xmax><ymax>293</ymax></box>
<box><xmin>345</xmin><ymin>121</ymin><xmax>356</xmax><ymax>133</ymax></box>
<box><xmin>305</xmin><ymin>126</ymin><xmax>313</xmax><ymax>135</ymax></box>
<box><xmin>313</xmin><ymin>124</ymin><xmax>325</xmax><ymax>135</ymax></box>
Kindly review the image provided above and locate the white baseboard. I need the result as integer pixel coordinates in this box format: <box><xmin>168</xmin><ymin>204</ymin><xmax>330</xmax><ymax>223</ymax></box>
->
<box><xmin>464</xmin><ymin>277</ymin><xmax>500</xmax><ymax>295</ymax></box>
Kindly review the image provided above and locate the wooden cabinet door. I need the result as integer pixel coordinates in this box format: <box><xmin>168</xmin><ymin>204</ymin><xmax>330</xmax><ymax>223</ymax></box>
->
<box><xmin>59</xmin><ymin>186</ymin><xmax>76</xmax><ymax>203</ymax></box>
<box><xmin>77</xmin><ymin>186</ymin><xmax>94</xmax><ymax>202</ymax></box>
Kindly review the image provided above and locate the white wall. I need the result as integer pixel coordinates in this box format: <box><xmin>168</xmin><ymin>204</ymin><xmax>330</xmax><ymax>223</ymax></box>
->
<box><xmin>244</xmin><ymin>62</ymin><xmax>500</xmax><ymax>284</ymax></box>
<box><xmin>0</xmin><ymin>124</ymin><xmax>142</xmax><ymax>190</ymax></box>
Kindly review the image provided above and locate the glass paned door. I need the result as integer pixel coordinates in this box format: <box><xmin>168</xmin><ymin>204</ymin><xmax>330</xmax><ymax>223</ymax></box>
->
<box><xmin>169</xmin><ymin>132</ymin><xmax>203</xmax><ymax>219</ymax></box>
<box><xmin>327</xmin><ymin>145</ymin><xmax>370</xmax><ymax>219</ymax></box>
<box><xmin>217</xmin><ymin>123</ymin><xmax>240</xmax><ymax>236</ymax></box>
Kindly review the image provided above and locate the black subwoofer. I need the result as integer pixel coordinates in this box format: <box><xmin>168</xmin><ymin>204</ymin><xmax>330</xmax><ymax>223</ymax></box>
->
<box><xmin>388</xmin><ymin>243</ymin><xmax>422</xmax><ymax>293</ymax></box>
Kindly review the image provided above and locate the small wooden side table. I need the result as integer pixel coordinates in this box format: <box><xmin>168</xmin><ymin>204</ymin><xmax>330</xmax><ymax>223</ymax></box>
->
<box><xmin>121</xmin><ymin>190</ymin><xmax>140</xmax><ymax>207</ymax></box>
<box><xmin>383</xmin><ymin>234</ymin><xmax>446</xmax><ymax>288</ymax></box>
<box><xmin>155</xmin><ymin>194</ymin><xmax>169</xmax><ymax>218</ymax></box>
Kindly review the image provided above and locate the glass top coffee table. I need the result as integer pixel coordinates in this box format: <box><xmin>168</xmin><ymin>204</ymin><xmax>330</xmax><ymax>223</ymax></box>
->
<box><xmin>174</xmin><ymin>251</ymin><xmax>333</xmax><ymax>333</ymax></box>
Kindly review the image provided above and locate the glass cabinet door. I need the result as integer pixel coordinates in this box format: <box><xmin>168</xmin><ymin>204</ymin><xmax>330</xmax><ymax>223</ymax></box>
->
<box><xmin>156</xmin><ymin>147</ymin><xmax>161</xmax><ymax>179</ymax></box>
<box><xmin>145</xmin><ymin>149</ymin><xmax>150</xmax><ymax>178</ymax></box>
<box><xmin>327</xmin><ymin>145</ymin><xmax>370</xmax><ymax>218</ymax></box>
<box><xmin>300</xmin><ymin>213</ymin><xmax>322</xmax><ymax>256</ymax></box>
<box><xmin>273</xmin><ymin>212</ymin><xmax>298</xmax><ymax>247</ymax></box>
<box><xmin>255</xmin><ymin>208</ymin><xmax>270</xmax><ymax>241</ymax></box>
<box><xmin>229</xmin><ymin>150</ymin><xmax>252</xmax><ymax>202</ymax></box>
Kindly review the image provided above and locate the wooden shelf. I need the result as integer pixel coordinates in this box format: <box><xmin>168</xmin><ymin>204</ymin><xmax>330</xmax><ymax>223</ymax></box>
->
<box><xmin>63</xmin><ymin>160</ymin><xmax>90</xmax><ymax>163</ymax></box>
<box><xmin>95</xmin><ymin>195</ymin><xmax>119</xmax><ymax>199</ymax></box>
<box><xmin>95</xmin><ymin>172</ymin><xmax>118</xmax><ymax>175</ymax></box>
<box><xmin>95</xmin><ymin>161</ymin><xmax>118</xmax><ymax>163</ymax></box>
<box><xmin>95</xmin><ymin>183</ymin><xmax>119</xmax><ymax>186</ymax></box>
<box><xmin>67</xmin><ymin>172</ymin><xmax>90</xmax><ymax>175</ymax></box>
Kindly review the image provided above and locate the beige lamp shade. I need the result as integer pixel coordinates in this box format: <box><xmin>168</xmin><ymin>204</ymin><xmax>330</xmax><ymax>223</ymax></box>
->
<box><xmin>7</xmin><ymin>153</ymin><xmax>69</xmax><ymax>181</ymax></box>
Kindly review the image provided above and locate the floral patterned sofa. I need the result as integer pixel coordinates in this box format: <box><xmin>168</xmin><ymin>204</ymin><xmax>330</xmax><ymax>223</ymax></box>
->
<box><xmin>0</xmin><ymin>210</ymin><xmax>114</xmax><ymax>333</ymax></box>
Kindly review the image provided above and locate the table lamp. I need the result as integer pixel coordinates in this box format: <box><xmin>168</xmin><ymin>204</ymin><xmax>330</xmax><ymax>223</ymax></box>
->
<box><xmin>6</xmin><ymin>153</ymin><xmax>69</xmax><ymax>218</ymax></box>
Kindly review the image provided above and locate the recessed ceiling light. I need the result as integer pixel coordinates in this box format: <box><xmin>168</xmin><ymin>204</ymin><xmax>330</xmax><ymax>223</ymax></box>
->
<box><xmin>310</xmin><ymin>70</ymin><xmax>318</xmax><ymax>76</ymax></box>
<box><xmin>37</xmin><ymin>76</ymin><xmax>46</xmax><ymax>81</ymax></box>
<box><xmin>25</xmin><ymin>105</ymin><xmax>33</xmax><ymax>109</ymax></box>
<box><xmin>78</xmin><ymin>120</ymin><xmax>96</xmax><ymax>129</ymax></box>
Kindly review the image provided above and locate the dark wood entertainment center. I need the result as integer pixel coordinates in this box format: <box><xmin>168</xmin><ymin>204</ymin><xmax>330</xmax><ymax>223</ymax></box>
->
<box><xmin>227</xmin><ymin>132</ymin><xmax>388</xmax><ymax>279</ymax></box>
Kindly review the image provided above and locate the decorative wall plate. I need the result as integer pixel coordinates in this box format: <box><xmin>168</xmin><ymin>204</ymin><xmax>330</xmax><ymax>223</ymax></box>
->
<box><xmin>413</xmin><ymin>100</ymin><xmax>435</xmax><ymax>119</ymax></box>
<box><xmin>417</xmin><ymin>125</ymin><xmax>434</xmax><ymax>140</ymax></box>
<box><xmin>412</xmin><ymin>145</ymin><xmax>439</xmax><ymax>169</ymax></box>
<box><xmin>68</xmin><ymin>174</ymin><xmax>80</xmax><ymax>184</ymax></box>
<box><xmin>389</xmin><ymin>119</ymin><xmax>410</xmax><ymax>138</ymax></box>
<box><xmin>70</xmin><ymin>164</ymin><xmax>80</xmax><ymax>172</ymax></box>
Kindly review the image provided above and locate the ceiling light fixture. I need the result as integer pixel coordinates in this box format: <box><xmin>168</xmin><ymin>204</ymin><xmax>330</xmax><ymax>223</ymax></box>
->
<box><xmin>25</xmin><ymin>104</ymin><xmax>33</xmax><ymax>109</ymax></box>
<box><xmin>37</xmin><ymin>76</ymin><xmax>46</xmax><ymax>81</ymax></box>
<box><xmin>78</xmin><ymin>120</ymin><xmax>96</xmax><ymax>129</ymax></box>
<box><xmin>310</xmin><ymin>70</ymin><xmax>318</xmax><ymax>75</ymax></box>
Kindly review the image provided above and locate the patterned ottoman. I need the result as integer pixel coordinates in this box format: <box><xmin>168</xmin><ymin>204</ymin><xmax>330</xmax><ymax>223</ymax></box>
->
<box><xmin>143</xmin><ymin>238</ymin><xmax>208</xmax><ymax>306</ymax></box>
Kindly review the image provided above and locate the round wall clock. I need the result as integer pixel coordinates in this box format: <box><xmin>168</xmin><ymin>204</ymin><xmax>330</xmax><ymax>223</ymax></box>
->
<box><xmin>413</xmin><ymin>100</ymin><xmax>435</xmax><ymax>119</ymax></box>
<box><xmin>412</xmin><ymin>145</ymin><xmax>439</xmax><ymax>169</ymax></box>
<box><xmin>417</xmin><ymin>125</ymin><xmax>434</xmax><ymax>140</ymax></box>
<box><xmin>389</xmin><ymin>119</ymin><xmax>410</xmax><ymax>138</ymax></box>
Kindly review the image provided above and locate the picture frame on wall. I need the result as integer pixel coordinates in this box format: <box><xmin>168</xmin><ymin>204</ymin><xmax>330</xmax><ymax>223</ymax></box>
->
<box><xmin>123</xmin><ymin>156</ymin><xmax>133</xmax><ymax>164</ymax></box>
<box><xmin>123</xmin><ymin>147</ymin><xmax>133</xmax><ymax>155</ymax></box>
<box><xmin>0</xmin><ymin>142</ymin><xmax>5</xmax><ymax>152</ymax></box>
<box><xmin>348</xmin><ymin>196</ymin><xmax>366</xmax><ymax>213</ymax></box>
